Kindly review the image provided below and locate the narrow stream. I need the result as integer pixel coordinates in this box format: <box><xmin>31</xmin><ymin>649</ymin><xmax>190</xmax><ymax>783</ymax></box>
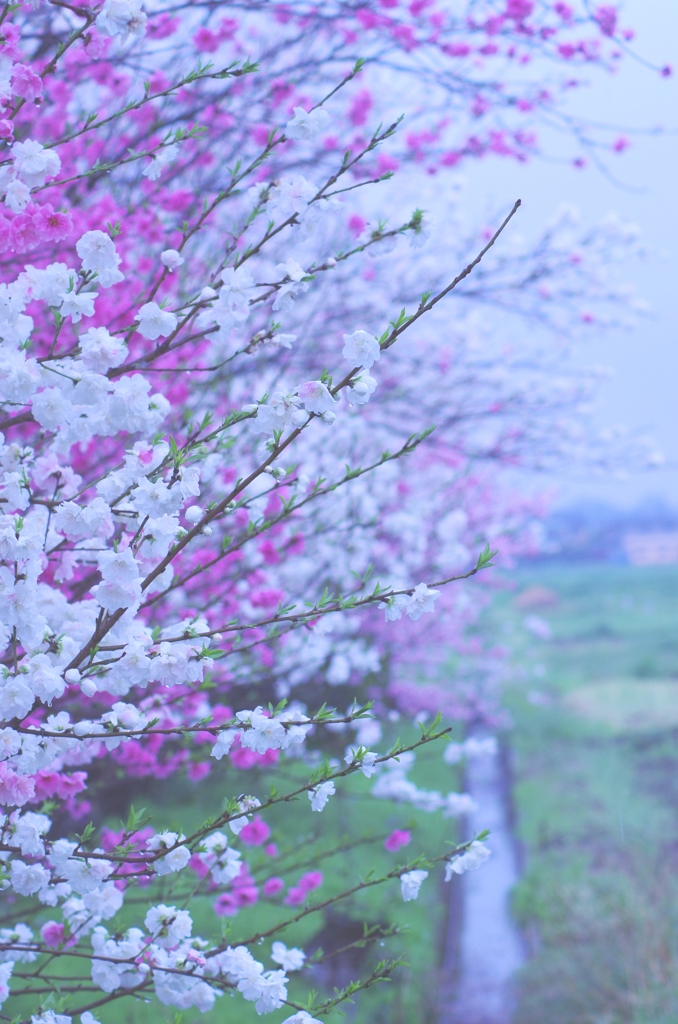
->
<box><xmin>439</xmin><ymin>730</ymin><xmax>525</xmax><ymax>1024</ymax></box>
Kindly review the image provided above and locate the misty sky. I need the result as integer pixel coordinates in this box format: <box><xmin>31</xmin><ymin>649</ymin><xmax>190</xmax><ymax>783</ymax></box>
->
<box><xmin>469</xmin><ymin>1</ymin><xmax>677</xmax><ymax>509</ymax></box>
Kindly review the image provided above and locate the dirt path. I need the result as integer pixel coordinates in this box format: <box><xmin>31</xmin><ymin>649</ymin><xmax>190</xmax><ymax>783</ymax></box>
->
<box><xmin>439</xmin><ymin>730</ymin><xmax>525</xmax><ymax>1024</ymax></box>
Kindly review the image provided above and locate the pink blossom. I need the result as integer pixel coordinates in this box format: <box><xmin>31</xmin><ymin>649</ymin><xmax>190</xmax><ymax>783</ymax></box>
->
<box><xmin>0</xmin><ymin>216</ymin><xmax>11</xmax><ymax>252</ymax></box>
<box><xmin>40</xmin><ymin>922</ymin><xmax>65</xmax><ymax>948</ymax></box>
<box><xmin>229</xmin><ymin>742</ymin><xmax>259</xmax><ymax>769</ymax></box>
<box><xmin>443</xmin><ymin>42</ymin><xmax>471</xmax><ymax>57</ymax></box>
<box><xmin>0</xmin><ymin>21</ymin><xmax>21</xmax><ymax>59</ymax></box>
<box><xmin>0</xmin><ymin>763</ymin><xmax>36</xmax><ymax>806</ymax></box>
<box><xmin>214</xmin><ymin>892</ymin><xmax>239</xmax><ymax>916</ymax></box>
<box><xmin>348</xmin><ymin>89</ymin><xmax>373</xmax><ymax>127</ymax></box>
<box><xmin>232</xmin><ymin>884</ymin><xmax>259</xmax><ymax>907</ymax></box>
<box><xmin>31</xmin><ymin>204</ymin><xmax>72</xmax><ymax>242</ymax></box>
<box><xmin>187</xmin><ymin>762</ymin><xmax>211</xmax><ymax>782</ymax></box>
<box><xmin>283</xmin><ymin>886</ymin><xmax>307</xmax><ymax>906</ymax></box>
<box><xmin>348</xmin><ymin>214</ymin><xmax>367</xmax><ymax>238</ymax></box>
<box><xmin>11</xmin><ymin>63</ymin><xmax>43</xmax><ymax>102</ymax></box>
<box><xmin>298</xmin><ymin>871</ymin><xmax>323</xmax><ymax>892</ymax></box>
<box><xmin>554</xmin><ymin>2</ymin><xmax>574</xmax><ymax>20</ymax></box>
<box><xmin>33</xmin><ymin>771</ymin><xmax>87</xmax><ymax>801</ymax></box>
<box><xmin>505</xmin><ymin>0</ymin><xmax>534</xmax><ymax>21</ymax></box>
<box><xmin>239</xmin><ymin>816</ymin><xmax>272</xmax><ymax>846</ymax></box>
<box><xmin>263</xmin><ymin>877</ymin><xmax>284</xmax><ymax>897</ymax></box>
<box><xmin>594</xmin><ymin>5</ymin><xmax>617</xmax><ymax>37</ymax></box>
<box><xmin>10</xmin><ymin>213</ymin><xmax>41</xmax><ymax>251</ymax></box>
<box><xmin>188</xmin><ymin>855</ymin><xmax>210</xmax><ymax>879</ymax></box>
<box><xmin>384</xmin><ymin>829</ymin><xmax>412</xmax><ymax>852</ymax></box>
<box><xmin>194</xmin><ymin>27</ymin><xmax>220</xmax><ymax>51</ymax></box>
<box><xmin>148</xmin><ymin>13</ymin><xmax>179</xmax><ymax>38</ymax></box>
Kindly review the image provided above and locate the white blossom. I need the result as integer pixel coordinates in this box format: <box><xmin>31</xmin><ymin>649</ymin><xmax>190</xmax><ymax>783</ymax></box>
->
<box><xmin>272</xmin><ymin>258</ymin><xmax>309</xmax><ymax>311</ymax></box>
<box><xmin>381</xmin><ymin>593</ymin><xmax>410</xmax><ymax>621</ymax></box>
<box><xmin>213</xmin><ymin>944</ymin><xmax>261</xmax><ymax>983</ymax></box>
<box><xmin>131</xmin><ymin>477</ymin><xmax>183</xmax><ymax>519</ymax></box>
<box><xmin>400</xmin><ymin>869</ymin><xmax>428</xmax><ymax>901</ymax></box>
<box><xmin>92</xmin><ymin>547</ymin><xmax>142</xmax><ymax>612</ymax></box>
<box><xmin>285</xmin><ymin>106</ymin><xmax>331</xmax><ymax>141</ymax></box>
<box><xmin>4</xmin><ymin>811</ymin><xmax>50</xmax><ymax>857</ymax></box>
<box><xmin>342</xmin><ymin>330</ymin><xmax>381</xmax><ymax>369</ymax></box>
<box><xmin>10</xmin><ymin>861</ymin><xmax>50</xmax><ymax>896</ymax></box>
<box><xmin>297</xmin><ymin>380</ymin><xmax>336</xmax><ymax>415</ymax></box>
<box><xmin>26</xmin><ymin>263</ymin><xmax>75</xmax><ymax>306</ymax></box>
<box><xmin>82</xmin><ymin>882</ymin><xmax>123</xmax><ymax>920</ymax></box>
<box><xmin>79</xmin><ymin>327</ymin><xmax>127</xmax><ymax>372</ymax></box>
<box><xmin>135</xmin><ymin>302</ymin><xmax>178</xmax><ymax>340</ymax></box>
<box><xmin>144</xmin><ymin>904</ymin><xmax>192</xmax><ymax>948</ymax></box>
<box><xmin>4</xmin><ymin>179</ymin><xmax>30</xmax><ymax>213</ymax></box>
<box><xmin>237</xmin><ymin>968</ymin><xmax>288</xmax><ymax>1014</ymax></box>
<box><xmin>0</xmin><ymin>348</ymin><xmax>40</xmax><ymax>403</ymax></box>
<box><xmin>228</xmin><ymin>795</ymin><xmax>261</xmax><ymax>835</ymax></box>
<box><xmin>271</xmin><ymin>942</ymin><xmax>305</xmax><ymax>971</ymax></box>
<box><xmin>0</xmin><ymin>962</ymin><xmax>13</xmax><ymax>1008</ymax></box>
<box><xmin>142</xmin><ymin>143</ymin><xmax>178</xmax><ymax>181</ymax></box>
<box><xmin>12</xmin><ymin>139</ymin><xmax>61</xmax><ymax>188</ymax></box>
<box><xmin>308</xmin><ymin>780</ymin><xmax>335</xmax><ymax>812</ymax></box>
<box><xmin>146</xmin><ymin>832</ymin><xmax>191</xmax><ymax>875</ymax></box>
<box><xmin>344</xmin><ymin>749</ymin><xmax>379</xmax><ymax>778</ymax></box>
<box><xmin>405</xmin><ymin>583</ymin><xmax>440</xmax><ymax>620</ymax></box>
<box><xmin>0</xmin><ymin>676</ymin><xmax>35</xmax><ymax>721</ymax></box>
<box><xmin>76</xmin><ymin>231</ymin><xmax>124</xmax><ymax>287</ymax></box>
<box><xmin>281</xmin><ymin>1014</ymin><xmax>324</xmax><ymax>1024</ymax></box>
<box><xmin>346</xmin><ymin>372</ymin><xmax>377</xmax><ymax>406</ymax></box>
<box><xmin>0</xmin><ymin>923</ymin><xmax>36</xmax><ymax>964</ymax></box>
<box><xmin>271</xmin><ymin>332</ymin><xmax>296</xmax><ymax>349</ymax></box>
<box><xmin>443</xmin><ymin>792</ymin><xmax>476</xmax><ymax>816</ymax></box>
<box><xmin>161</xmin><ymin>249</ymin><xmax>184</xmax><ymax>271</ymax></box>
<box><xmin>96</xmin><ymin>0</ymin><xmax>147</xmax><ymax>43</ymax></box>
<box><xmin>269</xmin><ymin>175</ymin><xmax>317</xmax><ymax>219</ymax></box>
<box><xmin>445</xmin><ymin>841</ymin><xmax>491</xmax><ymax>879</ymax></box>
<box><xmin>255</xmin><ymin>390</ymin><xmax>304</xmax><ymax>435</ymax></box>
<box><xmin>59</xmin><ymin>289</ymin><xmax>97</xmax><ymax>323</ymax></box>
<box><xmin>90</xmin><ymin>926</ymin><xmax>146</xmax><ymax>992</ymax></box>
<box><xmin>210</xmin><ymin>728</ymin><xmax>238</xmax><ymax>760</ymax></box>
<box><xmin>236</xmin><ymin>708</ymin><xmax>287</xmax><ymax>753</ymax></box>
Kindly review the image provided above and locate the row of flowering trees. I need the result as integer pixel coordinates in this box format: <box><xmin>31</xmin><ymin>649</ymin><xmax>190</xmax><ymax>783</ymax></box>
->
<box><xmin>0</xmin><ymin>1</ymin><xmax>664</xmax><ymax>1022</ymax></box>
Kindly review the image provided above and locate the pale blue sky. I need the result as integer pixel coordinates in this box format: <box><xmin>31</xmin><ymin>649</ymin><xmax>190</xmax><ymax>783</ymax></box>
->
<box><xmin>469</xmin><ymin>1</ymin><xmax>678</xmax><ymax>507</ymax></box>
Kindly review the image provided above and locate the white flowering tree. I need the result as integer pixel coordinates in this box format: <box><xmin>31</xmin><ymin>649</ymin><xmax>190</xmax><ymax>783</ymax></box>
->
<box><xmin>0</xmin><ymin>2</ymin><xmax>664</xmax><ymax>1022</ymax></box>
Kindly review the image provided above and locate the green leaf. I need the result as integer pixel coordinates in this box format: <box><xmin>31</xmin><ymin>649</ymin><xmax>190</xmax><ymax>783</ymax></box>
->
<box><xmin>475</xmin><ymin>543</ymin><xmax>498</xmax><ymax>571</ymax></box>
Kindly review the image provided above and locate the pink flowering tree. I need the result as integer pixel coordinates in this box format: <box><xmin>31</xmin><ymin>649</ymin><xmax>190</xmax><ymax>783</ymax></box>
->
<box><xmin>0</xmin><ymin>2</ymin><xmax>665</xmax><ymax>1021</ymax></box>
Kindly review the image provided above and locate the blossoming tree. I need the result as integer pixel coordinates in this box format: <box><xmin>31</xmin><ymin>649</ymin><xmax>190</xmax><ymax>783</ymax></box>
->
<box><xmin>0</xmin><ymin>1</ymin><xmax>665</xmax><ymax>1022</ymax></box>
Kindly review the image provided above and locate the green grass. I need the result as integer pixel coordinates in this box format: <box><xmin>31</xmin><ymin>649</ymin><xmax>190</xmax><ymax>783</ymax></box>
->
<box><xmin>487</xmin><ymin>563</ymin><xmax>678</xmax><ymax>1024</ymax></box>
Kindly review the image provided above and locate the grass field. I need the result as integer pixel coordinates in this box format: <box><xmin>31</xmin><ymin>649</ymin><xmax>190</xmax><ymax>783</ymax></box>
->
<box><xmin>485</xmin><ymin>563</ymin><xmax>678</xmax><ymax>1024</ymax></box>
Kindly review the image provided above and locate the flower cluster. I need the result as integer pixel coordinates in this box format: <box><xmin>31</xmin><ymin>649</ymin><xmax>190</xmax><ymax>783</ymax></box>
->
<box><xmin>0</xmin><ymin>0</ymin><xmax>659</xmax><ymax>1020</ymax></box>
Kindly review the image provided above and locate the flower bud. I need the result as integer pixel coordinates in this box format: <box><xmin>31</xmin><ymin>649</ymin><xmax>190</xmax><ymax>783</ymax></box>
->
<box><xmin>160</xmin><ymin>248</ymin><xmax>184</xmax><ymax>271</ymax></box>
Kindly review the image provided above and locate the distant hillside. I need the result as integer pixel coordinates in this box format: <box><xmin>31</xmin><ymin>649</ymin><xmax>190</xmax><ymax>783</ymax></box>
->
<box><xmin>525</xmin><ymin>498</ymin><xmax>678</xmax><ymax>564</ymax></box>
